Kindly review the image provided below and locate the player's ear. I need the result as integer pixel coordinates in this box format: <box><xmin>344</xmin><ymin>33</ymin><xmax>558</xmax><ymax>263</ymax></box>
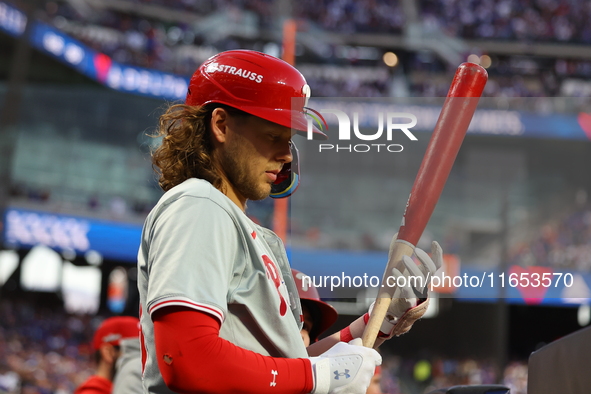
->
<box><xmin>210</xmin><ymin>107</ymin><xmax>230</xmax><ymax>144</ymax></box>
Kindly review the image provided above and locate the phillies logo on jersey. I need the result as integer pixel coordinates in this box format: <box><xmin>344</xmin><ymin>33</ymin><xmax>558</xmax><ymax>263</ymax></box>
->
<box><xmin>262</xmin><ymin>255</ymin><xmax>288</xmax><ymax>316</ymax></box>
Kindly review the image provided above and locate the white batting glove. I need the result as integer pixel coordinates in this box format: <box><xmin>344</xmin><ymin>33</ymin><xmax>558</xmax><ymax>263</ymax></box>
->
<box><xmin>375</xmin><ymin>240</ymin><xmax>443</xmax><ymax>338</ymax></box>
<box><xmin>309</xmin><ymin>338</ymin><xmax>382</xmax><ymax>394</ymax></box>
<box><xmin>338</xmin><ymin>241</ymin><xmax>443</xmax><ymax>346</ymax></box>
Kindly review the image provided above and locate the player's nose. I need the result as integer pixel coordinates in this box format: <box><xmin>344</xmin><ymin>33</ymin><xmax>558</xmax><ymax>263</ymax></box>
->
<box><xmin>277</xmin><ymin>141</ymin><xmax>293</xmax><ymax>163</ymax></box>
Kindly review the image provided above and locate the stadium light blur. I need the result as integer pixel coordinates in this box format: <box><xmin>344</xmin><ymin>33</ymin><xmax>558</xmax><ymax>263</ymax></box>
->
<box><xmin>0</xmin><ymin>250</ymin><xmax>19</xmax><ymax>286</ymax></box>
<box><xmin>61</xmin><ymin>248</ymin><xmax>77</xmax><ymax>261</ymax></box>
<box><xmin>85</xmin><ymin>250</ymin><xmax>103</xmax><ymax>266</ymax></box>
<box><xmin>383</xmin><ymin>51</ymin><xmax>398</xmax><ymax>67</ymax></box>
<box><xmin>480</xmin><ymin>54</ymin><xmax>492</xmax><ymax>68</ymax></box>
<box><xmin>62</xmin><ymin>262</ymin><xmax>101</xmax><ymax>314</ymax></box>
<box><xmin>467</xmin><ymin>54</ymin><xmax>480</xmax><ymax>64</ymax></box>
<box><xmin>579</xmin><ymin>304</ymin><xmax>590</xmax><ymax>326</ymax></box>
<box><xmin>21</xmin><ymin>245</ymin><xmax>61</xmax><ymax>292</ymax></box>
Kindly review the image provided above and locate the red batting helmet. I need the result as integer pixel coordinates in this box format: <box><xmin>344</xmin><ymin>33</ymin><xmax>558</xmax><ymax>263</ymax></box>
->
<box><xmin>292</xmin><ymin>268</ymin><xmax>338</xmax><ymax>342</ymax></box>
<box><xmin>185</xmin><ymin>49</ymin><xmax>327</xmax><ymax>140</ymax></box>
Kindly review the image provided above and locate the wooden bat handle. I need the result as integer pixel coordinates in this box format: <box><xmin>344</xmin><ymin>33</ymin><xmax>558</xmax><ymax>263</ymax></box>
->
<box><xmin>362</xmin><ymin>240</ymin><xmax>415</xmax><ymax>348</ymax></box>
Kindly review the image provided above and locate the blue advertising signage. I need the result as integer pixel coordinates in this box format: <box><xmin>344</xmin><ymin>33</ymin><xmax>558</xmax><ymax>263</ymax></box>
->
<box><xmin>0</xmin><ymin>1</ymin><xmax>189</xmax><ymax>101</ymax></box>
<box><xmin>3</xmin><ymin>208</ymin><xmax>142</xmax><ymax>263</ymax></box>
<box><xmin>0</xmin><ymin>1</ymin><xmax>26</xmax><ymax>36</ymax></box>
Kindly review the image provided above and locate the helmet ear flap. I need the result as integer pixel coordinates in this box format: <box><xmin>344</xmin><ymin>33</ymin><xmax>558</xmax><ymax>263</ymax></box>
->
<box><xmin>270</xmin><ymin>141</ymin><xmax>300</xmax><ymax>199</ymax></box>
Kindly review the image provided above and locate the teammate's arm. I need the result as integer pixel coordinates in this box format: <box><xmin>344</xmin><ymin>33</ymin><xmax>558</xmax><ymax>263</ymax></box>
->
<box><xmin>307</xmin><ymin>317</ymin><xmax>385</xmax><ymax>356</ymax></box>
<box><xmin>307</xmin><ymin>242</ymin><xmax>442</xmax><ymax>356</ymax></box>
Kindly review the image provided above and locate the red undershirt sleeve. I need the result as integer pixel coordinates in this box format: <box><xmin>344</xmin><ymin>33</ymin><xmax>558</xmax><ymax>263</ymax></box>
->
<box><xmin>153</xmin><ymin>306</ymin><xmax>314</xmax><ymax>394</ymax></box>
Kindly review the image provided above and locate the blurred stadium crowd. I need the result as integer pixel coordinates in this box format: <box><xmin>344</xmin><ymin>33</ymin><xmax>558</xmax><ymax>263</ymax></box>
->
<box><xmin>509</xmin><ymin>204</ymin><xmax>591</xmax><ymax>272</ymax></box>
<box><xmin>383</xmin><ymin>356</ymin><xmax>527</xmax><ymax>394</ymax></box>
<box><xmin>0</xmin><ymin>299</ymin><xmax>528</xmax><ymax>394</ymax></box>
<box><xmin>0</xmin><ymin>300</ymin><xmax>96</xmax><ymax>394</ymax></box>
<box><xmin>35</xmin><ymin>0</ymin><xmax>591</xmax><ymax>98</ymax></box>
<box><xmin>420</xmin><ymin>0</ymin><xmax>591</xmax><ymax>42</ymax></box>
<box><xmin>38</xmin><ymin>0</ymin><xmax>591</xmax><ymax>42</ymax></box>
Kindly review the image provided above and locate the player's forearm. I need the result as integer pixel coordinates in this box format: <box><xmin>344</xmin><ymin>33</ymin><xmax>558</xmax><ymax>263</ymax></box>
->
<box><xmin>153</xmin><ymin>307</ymin><xmax>314</xmax><ymax>394</ymax></box>
<box><xmin>307</xmin><ymin>315</ymin><xmax>386</xmax><ymax>356</ymax></box>
<box><xmin>306</xmin><ymin>332</ymin><xmax>340</xmax><ymax>356</ymax></box>
<box><xmin>343</xmin><ymin>315</ymin><xmax>386</xmax><ymax>348</ymax></box>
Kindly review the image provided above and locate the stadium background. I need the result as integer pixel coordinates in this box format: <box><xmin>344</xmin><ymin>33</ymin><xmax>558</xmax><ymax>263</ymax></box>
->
<box><xmin>1</xmin><ymin>0</ymin><xmax>591</xmax><ymax>392</ymax></box>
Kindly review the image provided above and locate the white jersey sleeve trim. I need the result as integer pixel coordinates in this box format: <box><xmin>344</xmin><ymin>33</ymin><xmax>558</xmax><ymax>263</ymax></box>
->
<box><xmin>148</xmin><ymin>297</ymin><xmax>225</xmax><ymax>324</ymax></box>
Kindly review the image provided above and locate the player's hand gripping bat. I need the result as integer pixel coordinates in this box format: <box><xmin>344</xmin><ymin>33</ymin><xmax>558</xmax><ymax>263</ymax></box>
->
<box><xmin>361</xmin><ymin>63</ymin><xmax>488</xmax><ymax>348</ymax></box>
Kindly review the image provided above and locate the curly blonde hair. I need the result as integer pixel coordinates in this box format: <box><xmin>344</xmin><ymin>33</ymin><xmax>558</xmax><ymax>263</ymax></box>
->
<box><xmin>151</xmin><ymin>103</ymin><xmax>246</xmax><ymax>192</ymax></box>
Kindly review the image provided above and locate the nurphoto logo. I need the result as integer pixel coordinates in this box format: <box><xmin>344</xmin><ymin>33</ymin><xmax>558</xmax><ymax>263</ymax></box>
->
<box><xmin>306</xmin><ymin>109</ymin><xmax>418</xmax><ymax>153</ymax></box>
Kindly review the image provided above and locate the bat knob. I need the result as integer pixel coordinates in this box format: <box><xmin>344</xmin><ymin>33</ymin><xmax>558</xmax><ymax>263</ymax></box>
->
<box><xmin>448</xmin><ymin>63</ymin><xmax>488</xmax><ymax>98</ymax></box>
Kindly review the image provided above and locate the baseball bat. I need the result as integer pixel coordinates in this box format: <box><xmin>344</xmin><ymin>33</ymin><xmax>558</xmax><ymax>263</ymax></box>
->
<box><xmin>362</xmin><ymin>63</ymin><xmax>488</xmax><ymax>348</ymax></box>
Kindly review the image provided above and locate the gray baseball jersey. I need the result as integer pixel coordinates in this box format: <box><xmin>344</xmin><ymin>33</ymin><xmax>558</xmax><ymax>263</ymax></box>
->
<box><xmin>137</xmin><ymin>178</ymin><xmax>307</xmax><ymax>394</ymax></box>
<box><xmin>112</xmin><ymin>338</ymin><xmax>143</xmax><ymax>394</ymax></box>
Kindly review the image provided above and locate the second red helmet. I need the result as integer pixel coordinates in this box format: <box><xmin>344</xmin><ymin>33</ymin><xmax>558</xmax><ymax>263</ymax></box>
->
<box><xmin>292</xmin><ymin>268</ymin><xmax>338</xmax><ymax>342</ymax></box>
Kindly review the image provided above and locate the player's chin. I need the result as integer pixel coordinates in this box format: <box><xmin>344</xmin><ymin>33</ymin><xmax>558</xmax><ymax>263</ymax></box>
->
<box><xmin>250</xmin><ymin>183</ymin><xmax>273</xmax><ymax>201</ymax></box>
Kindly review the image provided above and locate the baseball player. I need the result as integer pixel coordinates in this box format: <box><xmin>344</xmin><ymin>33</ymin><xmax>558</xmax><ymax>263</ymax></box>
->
<box><xmin>75</xmin><ymin>316</ymin><xmax>140</xmax><ymax>394</ymax></box>
<box><xmin>137</xmin><ymin>49</ymin><xmax>439</xmax><ymax>394</ymax></box>
<box><xmin>292</xmin><ymin>268</ymin><xmax>339</xmax><ymax>347</ymax></box>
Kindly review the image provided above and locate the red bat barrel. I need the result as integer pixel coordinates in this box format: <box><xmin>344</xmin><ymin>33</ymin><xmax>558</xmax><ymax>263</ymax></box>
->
<box><xmin>397</xmin><ymin>62</ymin><xmax>488</xmax><ymax>246</ymax></box>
